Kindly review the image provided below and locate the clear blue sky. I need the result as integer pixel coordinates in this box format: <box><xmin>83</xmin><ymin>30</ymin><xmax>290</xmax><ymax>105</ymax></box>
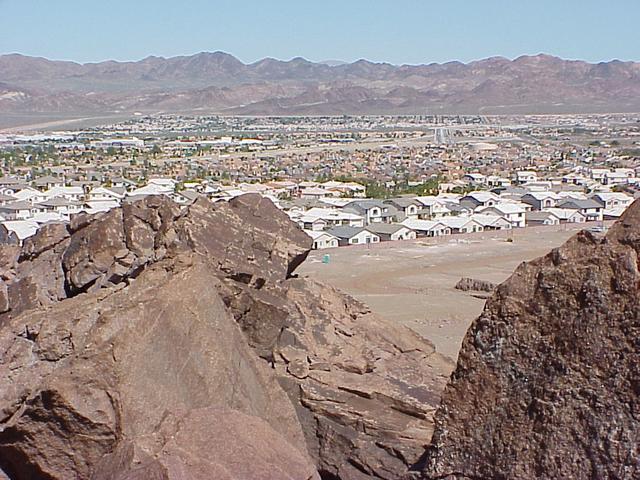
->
<box><xmin>1</xmin><ymin>0</ymin><xmax>638</xmax><ymax>64</ymax></box>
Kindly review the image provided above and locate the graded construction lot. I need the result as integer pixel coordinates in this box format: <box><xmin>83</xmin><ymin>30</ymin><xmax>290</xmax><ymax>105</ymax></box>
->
<box><xmin>299</xmin><ymin>224</ymin><xmax>593</xmax><ymax>361</ymax></box>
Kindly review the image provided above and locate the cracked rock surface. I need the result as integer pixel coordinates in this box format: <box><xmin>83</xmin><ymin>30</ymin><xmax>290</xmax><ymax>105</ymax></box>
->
<box><xmin>418</xmin><ymin>200</ymin><xmax>640</xmax><ymax>480</ymax></box>
<box><xmin>0</xmin><ymin>194</ymin><xmax>452</xmax><ymax>480</ymax></box>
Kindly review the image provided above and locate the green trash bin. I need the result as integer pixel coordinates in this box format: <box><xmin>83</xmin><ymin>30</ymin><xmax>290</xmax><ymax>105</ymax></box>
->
<box><xmin>322</xmin><ymin>254</ymin><xmax>330</xmax><ymax>264</ymax></box>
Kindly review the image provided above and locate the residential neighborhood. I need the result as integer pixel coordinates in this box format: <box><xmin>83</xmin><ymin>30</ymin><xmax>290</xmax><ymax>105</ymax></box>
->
<box><xmin>0</xmin><ymin>113</ymin><xmax>639</xmax><ymax>247</ymax></box>
<box><xmin>0</xmin><ymin>171</ymin><xmax>633</xmax><ymax>248</ymax></box>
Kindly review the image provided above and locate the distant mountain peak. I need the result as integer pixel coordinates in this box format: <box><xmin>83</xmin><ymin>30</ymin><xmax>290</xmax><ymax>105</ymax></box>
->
<box><xmin>319</xmin><ymin>59</ymin><xmax>348</xmax><ymax>67</ymax></box>
<box><xmin>514</xmin><ymin>53</ymin><xmax>562</xmax><ymax>63</ymax></box>
<box><xmin>0</xmin><ymin>52</ymin><xmax>639</xmax><ymax>119</ymax></box>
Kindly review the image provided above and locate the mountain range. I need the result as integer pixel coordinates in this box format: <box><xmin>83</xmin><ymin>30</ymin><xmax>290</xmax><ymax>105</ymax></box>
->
<box><xmin>1</xmin><ymin>51</ymin><xmax>640</xmax><ymax>121</ymax></box>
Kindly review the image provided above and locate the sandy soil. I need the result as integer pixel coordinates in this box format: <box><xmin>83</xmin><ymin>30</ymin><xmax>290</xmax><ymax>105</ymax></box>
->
<box><xmin>0</xmin><ymin>114</ymin><xmax>136</xmax><ymax>132</ymax></box>
<box><xmin>299</xmin><ymin>225</ymin><xmax>590</xmax><ymax>361</ymax></box>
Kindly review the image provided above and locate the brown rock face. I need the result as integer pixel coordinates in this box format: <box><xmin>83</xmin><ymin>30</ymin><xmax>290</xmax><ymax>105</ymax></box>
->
<box><xmin>0</xmin><ymin>261</ymin><xmax>314</xmax><ymax>480</ymax></box>
<box><xmin>246</xmin><ymin>278</ymin><xmax>452</xmax><ymax>479</ymax></box>
<box><xmin>92</xmin><ymin>407</ymin><xmax>320</xmax><ymax>480</ymax></box>
<box><xmin>419</xmin><ymin>201</ymin><xmax>640</xmax><ymax>479</ymax></box>
<box><xmin>0</xmin><ymin>194</ymin><xmax>450</xmax><ymax>480</ymax></box>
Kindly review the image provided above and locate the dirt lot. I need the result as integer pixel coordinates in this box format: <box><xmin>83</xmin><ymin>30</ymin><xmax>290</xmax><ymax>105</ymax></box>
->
<box><xmin>299</xmin><ymin>225</ymin><xmax>591</xmax><ymax>361</ymax></box>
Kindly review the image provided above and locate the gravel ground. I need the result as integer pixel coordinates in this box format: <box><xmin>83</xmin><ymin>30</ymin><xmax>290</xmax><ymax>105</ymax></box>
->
<box><xmin>299</xmin><ymin>224</ymin><xmax>593</xmax><ymax>360</ymax></box>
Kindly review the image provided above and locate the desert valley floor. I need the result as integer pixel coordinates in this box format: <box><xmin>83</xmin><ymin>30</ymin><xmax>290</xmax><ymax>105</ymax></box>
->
<box><xmin>300</xmin><ymin>224</ymin><xmax>588</xmax><ymax>360</ymax></box>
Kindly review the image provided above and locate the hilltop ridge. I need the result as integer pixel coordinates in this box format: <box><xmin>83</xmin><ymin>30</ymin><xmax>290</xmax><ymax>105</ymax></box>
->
<box><xmin>1</xmin><ymin>52</ymin><xmax>639</xmax><ymax>118</ymax></box>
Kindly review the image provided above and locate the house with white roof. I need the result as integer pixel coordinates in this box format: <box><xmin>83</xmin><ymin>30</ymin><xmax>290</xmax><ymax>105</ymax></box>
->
<box><xmin>367</xmin><ymin>223</ymin><xmax>416</xmax><ymax>241</ymax></box>
<box><xmin>401</xmin><ymin>218</ymin><xmax>451</xmax><ymax>237</ymax></box>
<box><xmin>603</xmin><ymin>169</ymin><xmax>634</xmax><ymax>186</ymax></box>
<box><xmin>31</xmin><ymin>212</ymin><xmax>65</xmax><ymax>224</ymax></box>
<box><xmin>202</xmin><ymin>184</ymin><xmax>222</xmax><ymax>196</ymax></box>
<box><xmin>471</xmin><ymin>214</ymin><xmax>513</xmax><ymax>230</ymax></box>
<box><xmin>237</xmin><ymin>182</ymin><xmax>274</xmax><ymax>196</ymax></box>
<box><xmin>440</xmin><ymin>216</ymin><xmax>485</xmax><ymax>234</ymax></box>
<box><xmin>602</xmin><ymin>206</ymin><xmax>629</xmax><ymax>219</ymax></box>
<box><xmin>414</xmin><ymin>196</ymin><xmax>451</xmax><ymax>219</ymax></box>
<box><xmin>320</xmin><ymin>181</ymin><xmax>366</xmax><ymax>198</ymax></box>
<box><xmin>44</xmin><ymin>186</ymin><xmax>84</xmax><ymax>202</ymax></box>
<box><xmin>462</xmin><ymin>173</ymin><xmax>486</xmax><ymax>185</ymax></box>
<box><xmin>83</xmin><ymin>200</ymin><xmax>120</xmax><ymax>214</ymax></box>
<box><xmin>305</xmin><ymin>230</ymin><xmax>339</xmax><ymax>250</ymax></box>
<box><xmin>478</xmin><ymin>203</ymin><xmax>527</xmax><ymax>228</ymax></box>
<box><xmin>1</xmin><ymin>220</ymin><xmax>39</xmax><ymax>241</ymax></box>
<box><xmin>87</xmin><ymin>187</ymin><xmax>125</xmax><ymax>202</ymax></box>
<box><xmin>590</xmin><ymin>192</ymin><xmax>633</xmax><ymax>210</ymax></box>
<box><xmin>12</xmin><ymin>187</ymin><xmax>48</xmax><ymax>205</ymax></box>
<box><xmin>128</xmin><ymin>183</ymin><xmax>174</xmax><ymax>197</ymax></box>
<box><xmin>513</xmin><ymin>171</ymin><xmax>538</xmax><ymax>185</ymax></box>
<box><xmin>300</xmin><ymin>187</ymin><xmax>331</xmax><ymax>199</ymax></box>
<box><xmin>299</xmin><ymin>207</ymin><xmax>365</xmax><ymax>228</ymax></box>
<box><xmin>319</xmin><ymin>197</ymin><xmax>354</xmax><ymax>208</ymax></box>
<box><xmin>545</xmin><ymin>208</ymin><xmax>587</xmax><ymax>223</ymax></box>
<box><xmin>149</xmin><ymin>178</ymin><xmax>177</xmax><ymax>189</ymax></box>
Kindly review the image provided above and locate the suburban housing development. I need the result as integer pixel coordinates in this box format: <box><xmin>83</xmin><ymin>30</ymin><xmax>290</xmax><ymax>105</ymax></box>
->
<box><xmin>0</xmin><ymin>114</ymin><xmax>638</xmax><ymax>246</ymax></box>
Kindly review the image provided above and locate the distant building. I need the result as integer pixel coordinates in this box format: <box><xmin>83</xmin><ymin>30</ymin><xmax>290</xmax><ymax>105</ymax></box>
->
<box><xmin>556</xmin><ymin>199</ymin><xmax>603</xmax><ymax>221</ymax></box>
<box><xmin>366</xmin><ymin>223</ymin><xmax>416</xmax><ymax>241</ymax></box>
<box><xmin>478</xmin><ymin>203</ymin><xmax>527</xmax><ymax>228</ymax></box>
<box><xmin>525</xmin><ymin>211</ymin><xmax>561</xmax><ymax>226</ymax></box>
<box><xmin>513</xmin><ymin>171</ymin><xmax>538</xmax><ymax>185</ymax></box>
<box><xmin>305</xmin><ymin>230</ymin><xmax>339</xmax><ymax>249</ymax></box>
<box><xmin>460</xmin><ymin>192</ymin><xmax>499</xmax><ymax>210</ymax></box>
<box><xmin>383</xmin><ymin>198</ymin><xmax>421</xmax><ymax>221</ymax></box>
<box><xmin>326</xmin><ymin>226</ymin><xmax>380</xmax><ymax>246</ymax></box>
<box><xmin>521</xmin><ymin>192</ymin><xmax>560</xmax><ymax>211</ymax></box>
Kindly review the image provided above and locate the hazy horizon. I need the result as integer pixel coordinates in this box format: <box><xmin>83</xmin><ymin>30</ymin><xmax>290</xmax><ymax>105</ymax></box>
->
<box><xmin>1</xmin><ymin>50</ymin><xmax>636</xmax><ymax>67</ymax></box>
<box><xmin>1</xmin><ymin>0</ymin><xmax>638</xmax><ymax>65</ymax></box>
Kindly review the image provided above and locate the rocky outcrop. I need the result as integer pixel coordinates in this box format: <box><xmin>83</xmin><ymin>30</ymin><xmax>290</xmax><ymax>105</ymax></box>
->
<box><xmin>92</xmin><ymin>407</ymin><xmax>320</xmax><ymax>480</ymax></box>
<box><xmin>454</xmin><ymin>277</ymin><xmax>496</xmax><ymax>293</ymax></box>
<box><xmin>418</xmin><ymin>201</ymin><xmax>640</xmax><ymax>479</ymax></box>
<box><xmin>243</xmin><ymin>278</ymin><xmax>453</xmax><ymax>479</ymax></box>
<box><xmin>0</xmin><ymin>194</ymin><xmax>451</xmax><ymax>480</ymax></box>
<box><xmin>0</xmin><ymin>259</ymin><xmax>315</xmax><ymax>480</ymax></box>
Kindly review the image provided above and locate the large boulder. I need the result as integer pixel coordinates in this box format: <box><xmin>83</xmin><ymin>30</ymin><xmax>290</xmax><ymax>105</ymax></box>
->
<box><xmin>219</xmin><ymin>274</ymin><xmax>454</xmax><ymax>479</ymax></box>
<box><xmin>418</xmin><ymin>201</ymin><xmax>640</xmax><ymax>479</ymax></box>
<box><xmin>0</xmin><ymin>193</ymin><xmax>451</xmax><ymax>480</ymax></box>
<box><xmin>179</xmin><ymin>195</ymin><xmax>311</xmax><ymax>281</ymax></box>
<box><xmin>0</xmin><ymin>194</ymin><xmax>309</xmax><ymax>320</ymax></box>
<box><xmin>92</xmin><ymin>407</ymin><xmax>320</xmax><ymax>480</ymax></box>
<box><xmin>0</xmin><ymin>260</ymin><xmax>314</xmax><ymax>479</ymax></box>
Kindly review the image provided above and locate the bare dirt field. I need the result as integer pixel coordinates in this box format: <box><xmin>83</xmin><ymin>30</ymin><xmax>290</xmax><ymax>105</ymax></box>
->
<box><xmin>299</xmin><ymin>224</ymin><xmax>594</xmax><ymax>361</ymax></box>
